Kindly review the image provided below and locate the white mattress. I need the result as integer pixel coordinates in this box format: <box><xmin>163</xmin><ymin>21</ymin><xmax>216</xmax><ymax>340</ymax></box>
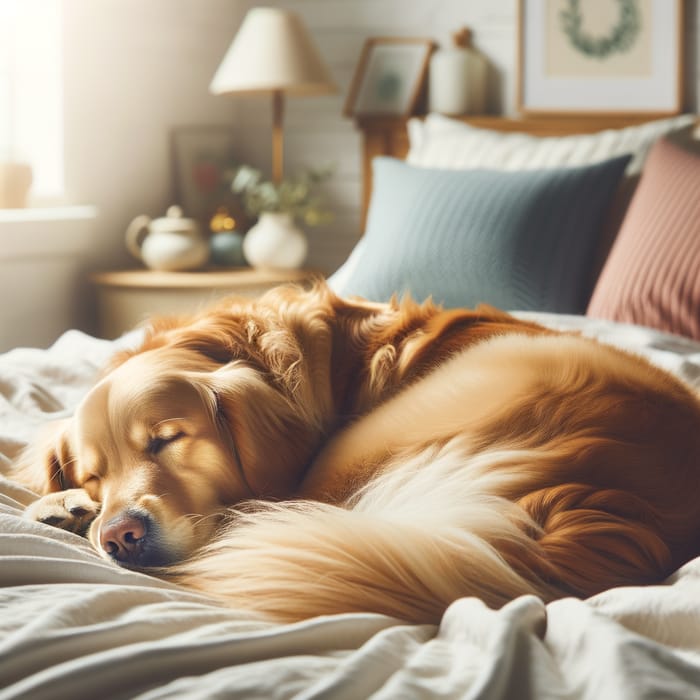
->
<box><xmin>3</xmin><ymin>318</ymin><xmax>700</xmax><ymax>699</ymax></box>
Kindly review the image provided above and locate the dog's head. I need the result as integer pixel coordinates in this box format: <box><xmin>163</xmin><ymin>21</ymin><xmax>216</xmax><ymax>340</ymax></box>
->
<box><xmin>28</xmin><ymin>285</ymin><xmax>343</xmax><ymax>568</ymax></box>
<box><xmin>19</xmin><ymin>282</ymin><xmax>459</xmax><ymax>569</ymax></box>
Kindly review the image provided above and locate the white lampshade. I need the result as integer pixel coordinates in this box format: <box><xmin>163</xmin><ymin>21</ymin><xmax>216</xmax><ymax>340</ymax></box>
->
<box><xmin>210</xmin><ymin>7</ymin><xmax>336</xmax><ymax>96</ymax></box>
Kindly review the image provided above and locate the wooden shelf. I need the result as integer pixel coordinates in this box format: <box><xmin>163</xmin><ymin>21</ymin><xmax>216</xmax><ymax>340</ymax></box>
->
<box><xmin>89</xmin><ymin>267</ymin><xmax>320</xmax><ymax>338</ymax></box>
<box><xmin>89</xmin><ymin>267</ymin><xmax>317</xmax><ymax>290</ymax></box>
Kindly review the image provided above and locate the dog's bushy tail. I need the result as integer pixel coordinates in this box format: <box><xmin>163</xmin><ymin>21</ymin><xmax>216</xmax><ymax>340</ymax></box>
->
<box><xmin>166</xmin><ymin>438</ymin><xmax>677</xmax><ymax>623</ymax></box>
<box><xmin>167</xmin><ymin>499</ymin><xmax>551</xmax><ymax>623</ymax></box>
<box><xmin>166</xmin><ymin>444</ymin><xmax>561</xmax><ymax>623</ymax></box>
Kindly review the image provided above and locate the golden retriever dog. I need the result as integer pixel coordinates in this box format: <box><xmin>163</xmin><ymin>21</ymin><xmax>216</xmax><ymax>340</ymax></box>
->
<box><xmin>14</xmin><ymin>281</ymin><xmax>700</xmax><ymax>623</ymax></box>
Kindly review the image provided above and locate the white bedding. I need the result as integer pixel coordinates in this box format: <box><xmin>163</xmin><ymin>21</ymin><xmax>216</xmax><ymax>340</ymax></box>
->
<box><xmin>3</xmin><ymin>318</ymin><xmax>700</xmax><ymax>699</ymax></box>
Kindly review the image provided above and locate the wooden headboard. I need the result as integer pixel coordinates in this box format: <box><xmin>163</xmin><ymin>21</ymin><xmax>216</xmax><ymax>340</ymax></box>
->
<box><xmin>356</xmin><ymin>114</ymin><xmax>667</xmax><ymax>228</ymax></box>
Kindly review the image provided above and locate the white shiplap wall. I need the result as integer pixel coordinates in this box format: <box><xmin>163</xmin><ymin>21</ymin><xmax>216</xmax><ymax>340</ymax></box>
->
<box><xmin>229</xmin><ymin>0</ymin><xmax>700</xmax><ymax>276</ymax></box>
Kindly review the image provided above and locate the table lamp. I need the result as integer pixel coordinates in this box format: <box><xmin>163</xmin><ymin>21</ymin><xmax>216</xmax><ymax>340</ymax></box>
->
<box><xmin>210</xmin><ymin>7</ymin><xmax>336</xmax><ymax>183</ymax></box>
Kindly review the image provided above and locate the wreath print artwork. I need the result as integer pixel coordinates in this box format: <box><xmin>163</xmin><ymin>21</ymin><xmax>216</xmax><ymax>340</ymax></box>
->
<box><xmin>560</xmin><ymin>0</ymin><xmax>641</xmax><ymax>59</ymax></box>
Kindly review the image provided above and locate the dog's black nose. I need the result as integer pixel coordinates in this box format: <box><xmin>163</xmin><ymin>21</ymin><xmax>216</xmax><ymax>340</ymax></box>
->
<box><xmin>100</xmin><ymin>512</ymin><xmax>148</xmax><ymax>563</ymax></box>
<box><xmin>100</xmin><ymin>511</ymin><xmax>174</xmax><ymax>568</ymax></box>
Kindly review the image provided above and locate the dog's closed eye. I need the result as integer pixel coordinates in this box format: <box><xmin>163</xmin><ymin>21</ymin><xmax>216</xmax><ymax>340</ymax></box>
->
<box><xmin>148</xmin><ymin>432</ymin><xmax>185</xmax><ymax>455</ymax></box>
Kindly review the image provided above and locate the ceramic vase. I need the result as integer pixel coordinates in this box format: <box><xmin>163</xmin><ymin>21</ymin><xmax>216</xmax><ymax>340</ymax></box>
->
<box><xmin>429</xmin><ymin>27</ymin><xmax>486</xmax><ymax>115</ymax></box>
<box><xmin>0</xmin><ymin>162</ymin><xmax>32</xmax><ymax>208</ymax></box>
<box><xmin>243</xmin><ymin>212</ymin><xmax>307</xmax><ymax>269</ymax></box>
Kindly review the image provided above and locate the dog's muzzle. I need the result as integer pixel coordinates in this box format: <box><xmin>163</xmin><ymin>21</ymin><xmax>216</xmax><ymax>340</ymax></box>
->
<box><xmin>99</xmin><ymin>510</ymin><xmax>174</xmax><ymax>568</ymax></box>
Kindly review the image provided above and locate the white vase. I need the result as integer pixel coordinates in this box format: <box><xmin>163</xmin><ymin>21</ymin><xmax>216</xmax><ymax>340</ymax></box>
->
<box><xmin>429</xmin><ymin>27</ymin><xmax>487</xmax><ymax>115</ymax></box>
<box><xmin>243</xmin><ymin>212</ymin><xmax>308</xmax><ymax>269</ymax></box>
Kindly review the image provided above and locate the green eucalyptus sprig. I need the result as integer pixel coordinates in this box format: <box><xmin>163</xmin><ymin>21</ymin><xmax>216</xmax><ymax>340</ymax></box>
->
<box><xmin>230</xmin><ymin>164</ymin><xmax>334</xmax><ymax>227</ymax></box>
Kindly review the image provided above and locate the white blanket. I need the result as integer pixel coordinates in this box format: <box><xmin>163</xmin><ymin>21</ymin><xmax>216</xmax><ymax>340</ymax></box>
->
<box><xmin>2</xmin><ymin>319</ymin><xmax>700</xmax><ymax>700</ymax></box>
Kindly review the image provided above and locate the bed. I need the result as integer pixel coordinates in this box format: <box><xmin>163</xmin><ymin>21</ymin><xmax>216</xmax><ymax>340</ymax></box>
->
<box><xmin>3</xmin><ymin>112</ymin><xmax>700</xmax><ymax>699</ymax></box>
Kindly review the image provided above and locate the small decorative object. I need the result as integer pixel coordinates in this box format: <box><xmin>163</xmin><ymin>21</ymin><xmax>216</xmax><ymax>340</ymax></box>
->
<box><xmin>126</xmin><ymin>205</ymin><xmax>210</xmax><ymax>271</ymax></box>
<box><xmin>344</xmin><ymin>37</ymin><xmax>435</xmax><ymax>117</ymax></box>
<box><xmin>429</xmin><ymin>27</ymin><xmax>486</xmax><ymax>115</ymax></box>
<box><xmin>0</xmin><ymin>162</ymin><xmax>32</xmax><ymax>208</ymax></box>
<box><xmin>230</xmin><ymin>165</ymin><xmax>332</xmax><ymax>270</ymax></box>
<box><xmin>518</xmin><ymin>0</ymin><xmax>683</xmax><ymax>114</ymax></box>
<box><xmin>243</xmin><ymin>212</ymin><xmax>308</xmax><ymax>270</ymax></box>
<box><xmin>209</xmin><ymin>206</ymin><xmax>247</xmax><ymax>267</ymax></box>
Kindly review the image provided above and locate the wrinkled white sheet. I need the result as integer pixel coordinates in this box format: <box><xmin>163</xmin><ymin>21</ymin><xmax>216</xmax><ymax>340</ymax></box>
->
<box><xmin>2</xmin><ymin>319</ymin><xmax>700</xmax><ymax>699</ymax></box>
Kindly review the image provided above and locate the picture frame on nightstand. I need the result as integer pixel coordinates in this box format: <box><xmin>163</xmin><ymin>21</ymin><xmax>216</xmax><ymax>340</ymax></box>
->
<box><xmin>170</xmin><ymin>126</ymin><xmax>238</xmax><ymax>224</ymax></box>
<box><xmin>344</xmin><ymin>37</ymin><xmax>434</xmax><ymax>118</ymax></box>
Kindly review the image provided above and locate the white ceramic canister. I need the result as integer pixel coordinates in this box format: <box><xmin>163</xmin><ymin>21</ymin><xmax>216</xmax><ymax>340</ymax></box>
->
<box><xmin>429</xmin><ymin>27</ymin><xmax>486</xmax><ymax>115</ymax></box>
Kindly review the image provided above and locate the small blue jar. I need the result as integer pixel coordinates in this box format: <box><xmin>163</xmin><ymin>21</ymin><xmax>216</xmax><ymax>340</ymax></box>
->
<box><xmin>210</xmin><ymin>230</ymin><xmax>246</xmax><ymax>266</ymax></box>
<box><xmin>208</xmin><ymin>206</ymin><xmax>248</xmax><ymax>267</ymax></box>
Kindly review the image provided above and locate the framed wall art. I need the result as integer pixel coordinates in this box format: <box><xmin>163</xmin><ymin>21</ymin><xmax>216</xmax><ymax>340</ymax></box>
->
<box><xmin>170</xmin><ymin>126</ymin><xmax>238</xmax><ymax>224</ymax></box>
<box><xmin>344</xmin><ymin>37</ymin><xmax>434</xmax><ymax>118</ymax></box>
<box><xmin>517</xmin><ymin>0</ymin><xmax>683</xmax><ymax>115</ymax></box>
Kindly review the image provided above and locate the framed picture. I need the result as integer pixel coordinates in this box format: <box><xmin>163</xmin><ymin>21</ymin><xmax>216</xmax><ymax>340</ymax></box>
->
<box><xmin>517</xmin><ymin>0</ymin><xmax>683</xmax><ymax>115</ymax></box>
<box><xmin>170</xmin><ymin>126</ymin><xmax>238</xmax><ymax>223</ymax></box>
<box><xmin>344</xmin><ymin>37</ymin><xmax>434</xmax><ymax>118</ymax></box>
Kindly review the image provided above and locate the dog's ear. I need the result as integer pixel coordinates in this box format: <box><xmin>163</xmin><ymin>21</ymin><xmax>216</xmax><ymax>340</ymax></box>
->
<box><xmin>198</xmin><ymin>366</ymin><xmax>322</xmax><ymax>500</ymax></box>
<box><xmin>11</xmin><ymin>419</ymin><xmax>73</xmax><ymax>495</ymax></box>
<box><xmin>182</xmin><ymin>286</ymin><xmax>336</xmax><ymax>422</ymax></box>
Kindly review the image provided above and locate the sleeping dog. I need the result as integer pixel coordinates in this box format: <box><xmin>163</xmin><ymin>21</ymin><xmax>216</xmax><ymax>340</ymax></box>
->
<box><xmin>15</xmin><ymin>281</ymin><xmax>700</xmax><ymax>623</ymax></box>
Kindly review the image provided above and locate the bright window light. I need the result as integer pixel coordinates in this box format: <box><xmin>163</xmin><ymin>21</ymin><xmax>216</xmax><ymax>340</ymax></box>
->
<box><xmin>0</xmin><ymin>0</ymin><xmax>63</xmax><ymax>199</ymax></box>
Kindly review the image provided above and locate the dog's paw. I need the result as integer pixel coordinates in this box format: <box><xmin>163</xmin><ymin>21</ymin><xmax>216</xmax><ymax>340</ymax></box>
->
<box><xmin>24</xmin><ymin>489</ymin><xmax>100</xmax><ymax>537</ymax></box>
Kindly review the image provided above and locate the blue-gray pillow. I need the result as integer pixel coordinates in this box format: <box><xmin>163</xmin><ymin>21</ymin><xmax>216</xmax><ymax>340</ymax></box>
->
<box><xmin>331</xmin><ymin>156</ymin><xmax>630</xmax><ymax>313</ymax></box>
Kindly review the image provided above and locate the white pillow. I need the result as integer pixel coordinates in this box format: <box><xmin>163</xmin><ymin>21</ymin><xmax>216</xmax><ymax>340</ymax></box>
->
<box><xmin>407</xmin><ymin>113</ymin><xmax>696</xmax><ymax>175</ymax></box>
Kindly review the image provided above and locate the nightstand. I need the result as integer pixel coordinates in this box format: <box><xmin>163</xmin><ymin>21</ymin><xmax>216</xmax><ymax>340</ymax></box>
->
<box><xmin>90</xmin><ymin>268</ymin><xmax>318</xmax><ymax>339</ymax></box>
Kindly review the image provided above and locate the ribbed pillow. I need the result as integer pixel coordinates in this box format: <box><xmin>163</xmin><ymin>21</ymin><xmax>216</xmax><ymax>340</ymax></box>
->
<box><xmin>404</xmin><ymin>114</ymin><xmax>697</xmax><ymax>287</ymax></box>
<box><xmin>587</xmin><ymin>139</ymin><xmax>700</xmax><ymax>339</ymax></box>
<box><xmin>334</xmin><ymin>156</ymin><xmax>630</xmax><ymax>312</ymax></box>
<box><xmin>407</xmin><ymin>113</ymin><xmax>696</xmax><ymax>175</ymax></box>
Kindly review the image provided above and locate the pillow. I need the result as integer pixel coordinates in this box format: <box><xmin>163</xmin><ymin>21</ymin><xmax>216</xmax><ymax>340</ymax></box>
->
<box><xmin>400</xmin><ymin>113</ymin><xmax>696</xmax><ymax>292</ymax></box>
<box><xmin>407</xmin><ymin>113</ymin><xmax>696</xmax><ymax>175</ymax></box>
<box><xmin>331</xmin><ymin>155</ymin><xmax>630</xmax><ymax>313</ymax></box>
<box><xmin>587</xmin><ymin>138</ymin><xmax>700</xmax><ymax>340</ymax></box>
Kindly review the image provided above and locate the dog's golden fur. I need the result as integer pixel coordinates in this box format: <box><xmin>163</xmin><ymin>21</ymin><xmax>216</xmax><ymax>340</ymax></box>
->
<box><xmin>14</xmin><ymin>281</ymin><xmax>700</xmax><ymax>623</ymax></box>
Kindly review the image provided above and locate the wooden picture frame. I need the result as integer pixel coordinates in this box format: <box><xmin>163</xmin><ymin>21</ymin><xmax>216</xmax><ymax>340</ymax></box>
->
<box><xmin>170</xmin><ymin>126</ymin><xmax>237</xmax><ymax>224</ymax></box>
<box><xmin>344</xmin><ymin>37</ymin><xmax>434</xmax><ymax>118</ymax></box>
<box><xmin>517</xmin><ymin>0</ymin><xmax>684</xmax><ymax>116</ymax></box>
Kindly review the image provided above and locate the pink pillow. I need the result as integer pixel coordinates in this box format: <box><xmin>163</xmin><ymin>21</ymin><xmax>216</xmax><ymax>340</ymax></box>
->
<box><xmin>587</xmin><ymin>138</ymin><xmax>700</xmax><ymax>339</ymax></box>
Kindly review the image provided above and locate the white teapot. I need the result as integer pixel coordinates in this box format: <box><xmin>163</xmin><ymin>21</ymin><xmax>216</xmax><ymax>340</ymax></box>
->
<box><xmin>126</xmin><ymin>205</ymin><xmax>209</xmax><ymax>271</ymax></box>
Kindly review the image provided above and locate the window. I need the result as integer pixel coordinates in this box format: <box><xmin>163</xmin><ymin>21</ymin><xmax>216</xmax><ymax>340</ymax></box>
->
<box><xmin>0</xmin><ymin>0</ymin><xmax>63</xmax><ymax>199</ymax></box>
